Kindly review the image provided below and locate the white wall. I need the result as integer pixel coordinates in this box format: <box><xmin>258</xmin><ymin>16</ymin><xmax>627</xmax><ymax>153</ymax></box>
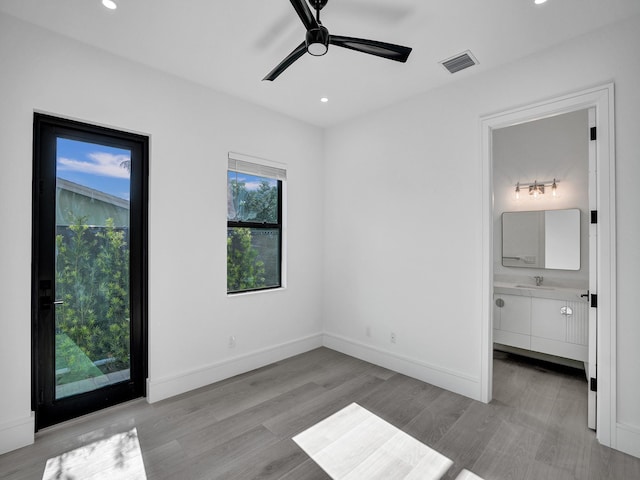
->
<box><xmin>0</xmin><ymin>13</ymin><xmax>324</xmax><ymax>454</ymax></box>
<box><xmin>493</xmin><ymin>110</ymin><xmax>589</xmax><ymax>288</ymax></box>
<box><xmin>323</xmin><ymin>14</ymin><xmax>640</xmax><ymax>457</ymax></box>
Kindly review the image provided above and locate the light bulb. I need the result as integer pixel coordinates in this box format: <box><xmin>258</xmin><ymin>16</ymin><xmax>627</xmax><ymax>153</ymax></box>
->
<box><xmin>102</xmin><ymin>0</ymin><xmax>117</xmax><ymax>10</ymax></box>
<box><xmin>529</xmin><ymin>182</ymin><xmax>539</xmax><ymax>199</ymax></box>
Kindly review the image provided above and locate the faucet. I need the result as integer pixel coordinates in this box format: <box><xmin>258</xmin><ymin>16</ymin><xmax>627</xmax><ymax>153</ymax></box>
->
<box><xmin>534</xmin><ymin>276</ymin><xmax>544</xmax><ymax>286</ymax></box>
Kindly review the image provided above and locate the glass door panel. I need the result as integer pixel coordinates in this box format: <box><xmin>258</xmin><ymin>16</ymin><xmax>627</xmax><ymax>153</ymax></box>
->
<box><xmin>54</xmin><ymin>138</ymin><xmax>132</xmax><ymax>399</ymax></box>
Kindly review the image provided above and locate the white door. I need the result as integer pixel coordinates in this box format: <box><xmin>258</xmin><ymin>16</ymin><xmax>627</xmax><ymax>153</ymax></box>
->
<box><xmin>587</xmin><ymin>107</ymin><xmax>597</xmax><ymax>430</ymax></box>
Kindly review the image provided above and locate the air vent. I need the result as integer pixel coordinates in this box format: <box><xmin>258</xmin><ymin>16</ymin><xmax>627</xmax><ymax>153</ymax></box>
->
<box><xmin>440</xmin><ymin>50</ymin><xmax>478</xmax><ymax>74</ymax></box>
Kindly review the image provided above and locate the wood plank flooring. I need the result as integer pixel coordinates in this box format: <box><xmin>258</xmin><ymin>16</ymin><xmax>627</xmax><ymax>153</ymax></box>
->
<box><xmin>1</xmin><ymin>347</ymin><xmax>639</xmax><ymax>479</ymax></box>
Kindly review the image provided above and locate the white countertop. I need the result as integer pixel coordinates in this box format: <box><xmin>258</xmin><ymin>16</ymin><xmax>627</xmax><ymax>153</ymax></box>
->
<box><xmin>494</xmin><ymin>281</ymin><xmax>589</xmax><ymax>302</ymax></box>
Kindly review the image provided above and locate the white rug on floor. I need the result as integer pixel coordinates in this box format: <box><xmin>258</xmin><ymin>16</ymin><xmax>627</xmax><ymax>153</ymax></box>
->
<box><xmin>293</xmin><ymin>402</ymin><xmax>453</xmax><ymax>480</ymax></box>
<box><xmin>42</xmin><ymin>427</ymin><xmax>146</xmax><ymax>480</ymax></box>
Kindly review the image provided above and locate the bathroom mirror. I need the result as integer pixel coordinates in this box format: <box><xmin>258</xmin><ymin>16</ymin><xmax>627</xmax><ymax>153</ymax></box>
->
<box><xmin>502</xmin><ymin>208</ymin><xmax>580</xmax><ymax>270</ymax></box>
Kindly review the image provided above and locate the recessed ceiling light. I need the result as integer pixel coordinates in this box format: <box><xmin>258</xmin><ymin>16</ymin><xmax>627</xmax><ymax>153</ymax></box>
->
<box><xmin>320</xmin><ymin>97</ymin><xmax>329</xmax><ymax>103</ymax></box>
<box><xmin>534</xmin><ymin>0</ymin><xmax>547</xmax><ymax>4</ymax></box>
<box><xmin>102</xmin><ymin>0</ymin><xmax>117</xmax><ymax>10</ymax></box>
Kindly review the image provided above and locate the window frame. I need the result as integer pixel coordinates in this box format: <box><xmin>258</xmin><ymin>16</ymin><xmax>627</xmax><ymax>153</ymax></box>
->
<box><xmin>227</xmin><ymin>153</ymin><xmax>286</xmax><ymax>295</ymax></box>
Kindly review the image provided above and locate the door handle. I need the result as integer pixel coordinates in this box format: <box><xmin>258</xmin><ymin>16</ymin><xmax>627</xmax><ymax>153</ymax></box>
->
<box><xmin>560</xmin><ymin>306</ymin><xmax>573</xmax><ymax>316</ymax></box>
<box><xmin>40</xmin><ymin>296</ymin><xmax>64</xmax><ymax>308</ymax></box>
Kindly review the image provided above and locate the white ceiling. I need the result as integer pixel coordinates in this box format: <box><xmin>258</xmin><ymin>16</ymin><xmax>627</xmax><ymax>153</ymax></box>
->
<box><xmin>2</xmin><ymin>0</ymin><xmax>640</xmax><ymax>127</ymax></box>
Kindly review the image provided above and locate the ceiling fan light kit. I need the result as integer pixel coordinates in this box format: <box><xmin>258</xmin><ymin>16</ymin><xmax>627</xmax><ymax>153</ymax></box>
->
<box><xmin>306</xmin><ymin>26</ymin><xmax>329</xmax><ymax>56</ymax></box>
<box><xmin>263</xmin><ymin>0</ymin><xmax>412</xmax><ymax>81</ymax></box>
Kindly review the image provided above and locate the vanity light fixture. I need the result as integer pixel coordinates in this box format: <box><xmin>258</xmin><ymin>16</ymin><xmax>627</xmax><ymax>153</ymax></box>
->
<box><xmin>514</xmin><ymin>179</ymin><xmax>559</xmax><ymax>199</ymax></box>
<box><xmin>529</xmin><ymin>180</ymin><xmax>544</xmax><ymax>199</ymax></box>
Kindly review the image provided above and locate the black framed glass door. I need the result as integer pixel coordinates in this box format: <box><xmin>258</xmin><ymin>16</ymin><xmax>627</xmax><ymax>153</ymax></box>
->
<box><xmin>32</xmin><ymin>114</ymin><xmax>148</xmax><ymax>429</ymax></box>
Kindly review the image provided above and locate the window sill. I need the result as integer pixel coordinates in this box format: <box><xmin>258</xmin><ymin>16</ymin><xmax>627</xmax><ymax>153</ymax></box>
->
<box><xmin>227</xmin><ymin>287</ymin><xmax>286</xmax><ymax>297</ymax></box>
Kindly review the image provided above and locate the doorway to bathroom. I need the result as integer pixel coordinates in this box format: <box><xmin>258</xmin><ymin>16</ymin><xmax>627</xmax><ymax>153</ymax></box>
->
<box><xmin>480</xmin><ymin>84</ymin><xmax>616</xmax><ymax>447</ymax></box>
<box><xmin>491</xmin><ymin>108</ymin><xmax>595</xmax><ymax>429</ymax></box>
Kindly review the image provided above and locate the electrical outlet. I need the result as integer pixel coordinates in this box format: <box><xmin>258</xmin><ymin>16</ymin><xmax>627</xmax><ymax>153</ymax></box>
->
<box><xmin>228</xmin><ymin>335</ymin><xmax>236</xmax><ymax>348</ymax></box>
<box><xmin>390</xmin><ymin>332</ymin><xmax>396</xmax><ymax>344</ymax></box>
<box><xmin>366</xmin><ymin>326</ymin><xmax>371</xmax><ymax>337</ymax></box>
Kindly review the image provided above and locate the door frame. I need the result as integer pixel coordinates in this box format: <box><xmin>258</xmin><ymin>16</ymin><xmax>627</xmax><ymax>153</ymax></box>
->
<box><xmin>31</xmin><ymin>113</ymin><xmax>149</xmax><ymax>430</ymax></box>
<box><xmin>479</xmin><ymin>84</ymin><xmax>616</xmax><ymax>447</ymax></box>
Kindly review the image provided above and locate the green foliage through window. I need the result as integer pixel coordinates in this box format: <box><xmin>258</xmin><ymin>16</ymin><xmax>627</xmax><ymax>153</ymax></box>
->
<box><xmin>55</xmin><ymin>215</ymin><xmax>130</xmax><ymax>385</ymax></box>
<box><xmin>227</xmin><ymin>170</ymin><xmax>282</xmax><ymax>293</ymax></box>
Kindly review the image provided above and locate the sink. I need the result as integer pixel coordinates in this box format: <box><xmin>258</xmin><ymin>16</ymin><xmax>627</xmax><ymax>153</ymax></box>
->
<box><xmin>514</xmin><ymin>284</ymin><xmax>555</xmax><ymax>290</ymax></box>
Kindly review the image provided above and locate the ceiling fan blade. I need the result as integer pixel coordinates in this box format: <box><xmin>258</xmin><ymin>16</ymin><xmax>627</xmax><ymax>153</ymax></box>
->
<box><xmin>329</xmin><ymin>35</ymin><xmax>412</xmax><ymax>63</ymax></box>
<box><xmin>289</xmin><ymin>0</ymin><xmax>319</xmax><ymax>31</ymax></box>
<box><xmin>263</xmin><ymin>41</ymin><xmax>307</xmax><ymax>81</ymax></box>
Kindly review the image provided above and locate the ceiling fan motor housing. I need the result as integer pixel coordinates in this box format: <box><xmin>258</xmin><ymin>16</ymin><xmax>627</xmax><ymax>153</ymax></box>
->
<box><xmin>306</xmin><ymin>25</ymin><xmax>329</xmax><ymax>56</ymax></box>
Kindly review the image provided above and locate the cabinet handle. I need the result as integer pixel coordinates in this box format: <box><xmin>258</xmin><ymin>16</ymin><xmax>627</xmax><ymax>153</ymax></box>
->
<box><xmin>560</xmin><ymin>306</ymin><xmax>573</xmax><ymax>316</ymax></box>
<box><xmin>495</xmin><ymin>298</ymin><xmax>505</xmax><ymax>308</ymax></box>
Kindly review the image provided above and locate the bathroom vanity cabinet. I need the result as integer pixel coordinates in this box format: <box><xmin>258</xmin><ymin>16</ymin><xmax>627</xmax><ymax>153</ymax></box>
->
<box><xmin>493</xmin><ymin>294</ymin><xmax>531</xmax><ymax>350</ymax></box>
<box><xmin>493</xmin><ymin>284</ymin><xmax>589</xmax><ymax>362</ymax></box>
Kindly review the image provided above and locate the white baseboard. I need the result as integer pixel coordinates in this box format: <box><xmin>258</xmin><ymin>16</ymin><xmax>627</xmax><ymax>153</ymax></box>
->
<box><xmin>616</xmin><ymin>423</ymin><xmax>640</xmax><ymax>459</ymax></box>
<box><xmin>322</xmin><ymin>333</ymin><xmax>481</xmax><ymax>401</ymax></box>
<box><xmin>147</xmin><ymin>333</ymin><xmax>323</xmax><ymax>403</ymax></box>
<box><xmin>0</xmin><ymin>413</ymin><xmax>34</xmax><ymax>455</ymax></box>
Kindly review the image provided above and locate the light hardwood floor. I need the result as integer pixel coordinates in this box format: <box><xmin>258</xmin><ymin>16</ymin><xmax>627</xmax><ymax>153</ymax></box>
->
<box><xmin>1</xmin><ymin>347</ymin><xmax>639</xmax><ymax>479</ymax></box>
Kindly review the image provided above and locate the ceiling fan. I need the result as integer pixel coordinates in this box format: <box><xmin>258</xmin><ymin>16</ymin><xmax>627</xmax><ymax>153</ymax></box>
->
<box><xmin>263</xmin><ymin>0</ymin><xmax>412</xmax><ymax>81</ymax></box>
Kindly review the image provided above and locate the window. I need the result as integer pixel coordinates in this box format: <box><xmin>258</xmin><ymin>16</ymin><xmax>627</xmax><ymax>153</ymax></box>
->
<box><xmin>227</xmin><ymin>153</ymin><xmax>285</xmax><ymax>293</ymax></box>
